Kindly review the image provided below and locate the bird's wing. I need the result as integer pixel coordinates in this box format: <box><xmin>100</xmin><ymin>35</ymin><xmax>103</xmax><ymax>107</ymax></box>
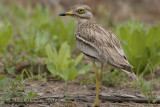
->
<box><xmin>76</xmin><ymin>23</ymin><xmax>132</xmax><ymax>71</ymax></box>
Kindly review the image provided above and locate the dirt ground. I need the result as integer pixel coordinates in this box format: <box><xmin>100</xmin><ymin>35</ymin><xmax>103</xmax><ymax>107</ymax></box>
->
<box><xmin>1</xmin><ymin>76</ymin><xmax>160</xmax><ymax>107</ymax></box>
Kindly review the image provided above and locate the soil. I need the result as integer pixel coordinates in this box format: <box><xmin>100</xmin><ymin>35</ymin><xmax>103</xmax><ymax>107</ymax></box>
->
<box><xmin>1</xmin><ymin>76</ymin><xmax>160</xmax><ymax>107</ymax></box>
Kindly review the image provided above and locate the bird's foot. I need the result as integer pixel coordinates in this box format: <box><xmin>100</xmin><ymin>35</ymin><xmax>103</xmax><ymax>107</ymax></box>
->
<box><xmin>92</xmin><ymin>100</ymin><xmax>100</xmax><ymax>107</ymax></box>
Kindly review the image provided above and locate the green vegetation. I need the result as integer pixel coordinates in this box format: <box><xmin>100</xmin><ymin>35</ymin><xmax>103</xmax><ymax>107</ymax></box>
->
<box><xmin>0</xmin><ymin>1</ymin><xmax>160</xmax><ymax>105</ymax></box>
<box><xmin>0</xmin><ymin>73</ymin><xmax>37</xmax><ymax>104</ymax></box>
<box><xmin>0</xmin><ymin>24</ymin><xmax>12</xmax><ymax>53</ymax></box>
<box><xmin>0</xmin><ymin>2</ymin><xmax>75</xmax><ymax>57</ymax></box>
<box><xmin>103</xmin><ymin>70</ymin><xmax>127</xmax><ymax>87</ymax></box>
<box><xmin>0</xmin><ymin>2</ymin><xmax>91</xmax><ymax>104</ymax></box>
<box><xmin>113</xmin><ymin>21</ymin><xmax>160</xmax><ymax>75</ymax></box>
<box><xmin>45</xmin><ymin>42</ymin><xmax>92</xmax><ymax>81</ymax></box>
<box><xmin>132</xmin><ymin>77</ymin><xmax>160</xmax><ymax>103</ymax></box>
<box><xmin>46</xmin><ymin>43</ymin><xmax>79</xmax><ymax>81</ymax></box>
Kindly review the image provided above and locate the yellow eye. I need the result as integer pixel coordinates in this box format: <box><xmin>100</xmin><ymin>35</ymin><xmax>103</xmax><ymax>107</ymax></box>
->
<box><xmin>78</xmin><ymin>9</ymin><xmax>84</xmax><ymax>14</ymax></box>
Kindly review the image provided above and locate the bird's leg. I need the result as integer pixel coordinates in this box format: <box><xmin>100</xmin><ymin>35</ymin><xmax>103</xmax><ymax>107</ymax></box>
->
<box><xmin>93</xmin><ymin>62</ymin><xmax>100</xmax><ymax>107</ymax></box>
<box><xmin>99</xmin><ymin>63</ymin><xmax>104</xmax><ymax>86</ymax></box>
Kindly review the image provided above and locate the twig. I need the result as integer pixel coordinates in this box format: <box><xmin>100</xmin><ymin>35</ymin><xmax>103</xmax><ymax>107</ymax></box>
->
<box><xmin>5</xmin><ymin>94</ymin><xmax>160</xmax><ymax>104</ymax></box>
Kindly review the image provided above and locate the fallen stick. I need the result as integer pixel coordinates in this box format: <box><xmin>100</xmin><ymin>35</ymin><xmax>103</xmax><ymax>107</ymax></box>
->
<box><xmin>99</xmin><ymin>93</ymin><xmax>157</xmax><ymax>103</ymax></box>
<box><xmin>5</xmin><ymin>93</ymin><xmax>160</xmax><ymax>104</ymax></box>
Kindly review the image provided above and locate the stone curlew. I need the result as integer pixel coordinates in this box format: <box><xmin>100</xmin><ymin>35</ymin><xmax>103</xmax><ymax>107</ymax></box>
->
<box><xmin>59</xmin><ymin>4</ymin><xmax>138</xmax><ymax>106</ymax></box>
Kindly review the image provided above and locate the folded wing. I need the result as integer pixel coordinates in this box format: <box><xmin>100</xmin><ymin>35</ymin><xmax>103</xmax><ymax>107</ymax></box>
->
<box><xmin>75</xmin><ymin>23</ymin><xmax>138</xmax><ymax>80</ymax></box>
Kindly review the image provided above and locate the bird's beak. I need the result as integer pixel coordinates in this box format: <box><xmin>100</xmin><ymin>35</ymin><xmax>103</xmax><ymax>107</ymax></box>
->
<box><xmin>59</xmin><ymin>11</ymin><xmax>74</xmax><ymax>16</ymax></box>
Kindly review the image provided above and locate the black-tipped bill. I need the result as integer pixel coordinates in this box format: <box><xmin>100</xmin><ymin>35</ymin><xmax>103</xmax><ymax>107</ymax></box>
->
<box><xmin>59</xmin><ymin>13</ymin><xmax>66</xmax><ymax>16</ymax></box>
<box><xmin>59</xmin><ymin>11</ymin><xmax>74</xmax><ymax>16</ymax></box>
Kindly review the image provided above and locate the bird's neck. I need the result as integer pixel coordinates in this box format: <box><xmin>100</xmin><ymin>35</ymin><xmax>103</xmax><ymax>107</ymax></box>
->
<box><xmin>77</xmin><ymin>18</ymin><xmax>95</xmax><ymax>25</ymax></box>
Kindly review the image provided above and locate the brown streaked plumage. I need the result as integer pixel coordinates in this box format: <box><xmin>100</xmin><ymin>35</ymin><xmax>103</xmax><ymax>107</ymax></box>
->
<box><xmin>59</xmin><ymin>4</ymin><xmax>138</xmax><ymax>107</ymax></box>
<box><xmin>76</xmin><ymin>22</ymin><xmax>137</xmax><ymax>78</ymax></box>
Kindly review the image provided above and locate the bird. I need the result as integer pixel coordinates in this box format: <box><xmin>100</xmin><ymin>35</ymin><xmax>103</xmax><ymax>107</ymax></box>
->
<box><xmin>59</xmin><ymin>4</ymin><xmax>138</xmax><ymax>107</ymax></box>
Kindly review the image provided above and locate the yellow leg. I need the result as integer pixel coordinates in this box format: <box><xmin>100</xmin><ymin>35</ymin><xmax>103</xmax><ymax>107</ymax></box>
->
<box><xmin>93</xmin><ymin>62</ymin><xmax>100</xmax><ymax>107</ymax></box>
<box><xmin>99</xmin><ymin>63</ymin><xmax>103</xmax><ymax>86</ymax></box>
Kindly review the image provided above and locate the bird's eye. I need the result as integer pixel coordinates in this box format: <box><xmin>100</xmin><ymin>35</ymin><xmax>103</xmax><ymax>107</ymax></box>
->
<box><xmin>78</xmin><ymin>9</ymin><xmax>84</xmax><ymax>14</ymax></box>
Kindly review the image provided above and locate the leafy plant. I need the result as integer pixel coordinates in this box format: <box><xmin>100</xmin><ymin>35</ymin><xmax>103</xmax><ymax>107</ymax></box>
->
<box><xmin>113</xmin><ymin>20</ymin><xmax>160</xmax><ymax>75</ymax></box>
<box><xmin>103</xmin><ymin>70</ymin><xmax>127</xmax><ymax>87</ymax></box>
<box><xmin>133</xmin><ymin>77</ymin><xmax>160</xmax><ymax>103</ymax></box>
<box><xmin>0</xmin><ymin>73</ymin><xmax>37</xmax><ymax>105</ymax></box>
<box><xmin>0</xmin><ymin>3</ymin><xmax>75</xmax><ymax>56</ymax></box>
<box><xmin>45</xmin><ymin>42</ymin><xmax>91</xmax><ymax>81</ymax></box>
<box><xmin>65</xmin><ymin>94</ymin><xmax>71</xmax><ymax>107</ymax></box>
<box><xmin>46</xmin><ymin>42</ymin><xmax>82</xmax><ymax>81</ymax></box>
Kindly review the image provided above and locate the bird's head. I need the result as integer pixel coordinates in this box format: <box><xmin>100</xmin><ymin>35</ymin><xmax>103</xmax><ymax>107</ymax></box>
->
<box><xmin>59</xmin><ymin>5</ymin><xmax>93</xmax><ymax>21</ymax></box>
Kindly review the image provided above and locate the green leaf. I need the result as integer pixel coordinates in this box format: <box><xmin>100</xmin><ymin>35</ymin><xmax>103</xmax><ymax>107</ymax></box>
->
<box><xmin>45</xmin><ymin>44</ymin><xmax>57</xmax><ymax>61</ymax></box>
<box><xmin>74</xmin><ymin>53</ymin><xmax>84</xmax><ymax>66</ymax></box>
<box><xmin>6</xmin><ymin>66</ymin><xmax>15</xmax><ymax>74</ymax></box>
<box><xmin>46</xmin><ymin>63</ymin><xmax>59</xmax><ymax>76</ymax></box>
<box><xmin>0</xmin><ymin>24</ymin><xmax>13</xmax><ymax>52</ymax></box>
<box><xmin>60</xmin><ymin>67</ymin><xmax>77</xmax><ymax>81</ymax></box>
<box><xmin>45</xmin><ymin>42</ymin><xmax>83</xmax><ymax>81</ymax></box>
<box><xmin>114</xmin><ymin>20</ymin><xmax>160</xmax><ymax>75</ymax></box>
<box><xmin>78</xmin><ymin>63</ymin><xmax>92</xmax><ymax>75</ymax></box>
<box><xmin>0</xmin><ymin>75</ymin><xmax>8</xmax><ymax>90</ymax></box>
<box><xmin>58</xmin><ymin>42</ymin><xmax>71</xmax><ymax>71</ymax></box>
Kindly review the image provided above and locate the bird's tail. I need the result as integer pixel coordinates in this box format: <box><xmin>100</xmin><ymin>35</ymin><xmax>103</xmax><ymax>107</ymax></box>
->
<box><xmin>121</xmin><ymin>69</ymin><xmax>139</xmax><ymax>81</ymax></box>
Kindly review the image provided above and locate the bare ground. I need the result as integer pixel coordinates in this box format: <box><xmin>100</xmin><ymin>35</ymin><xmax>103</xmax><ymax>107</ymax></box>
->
<box><xmin>2</xmin><ymin>76</ymin><xmax>160</xmax><ymax>107</ymax></box>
